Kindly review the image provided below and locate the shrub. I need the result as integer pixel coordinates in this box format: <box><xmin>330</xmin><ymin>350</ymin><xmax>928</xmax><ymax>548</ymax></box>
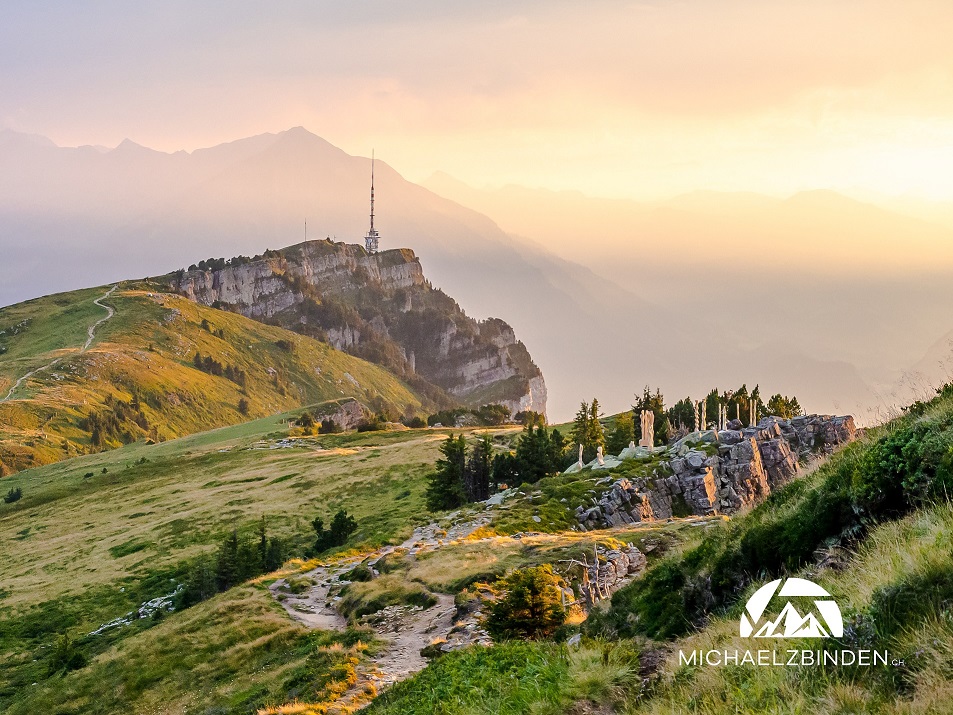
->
<box><xmin>485</xmin><ymin>565</ymin><xmax>567</xmax><ymax>641</ymax></box>
<box><xmin>4</xmin><ymin>486</ymin><xmax>22</xmax><ymax>503</ymax></box>
<box><xmin>313</xmin><ymin>509</ymin><xmax>358</xmax><ymax>553</ymax></box>
<box><xmin>319</xmin><ymin>418</ymin><xmax>340</xmax><ymax>434</ymax></box>
<box><xmin>357</xmin><ymin>415</ymin><xmax>386</xmax><ymax>432</ymax></box>
<box><xmin>47</xmin><ymin>633</ymin><xmax>87</xmax><ymax>675</ymax></box>
<box><xmin>344</xmin><ymin>565</ymin><xmax>375</xmax><ymax>582</ymax></box>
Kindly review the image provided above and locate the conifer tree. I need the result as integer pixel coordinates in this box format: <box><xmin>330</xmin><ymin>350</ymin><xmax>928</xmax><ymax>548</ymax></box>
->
<box><xmin>425</xmin><ymin>434</ymin><xmax>467</xmax><ymax>511</ymax></box>
<box><xmin>570</xmin><ymin>401</ymin><xmax>590</xmax><ymax>455</ymax></box>
<box><xmin>215</xmin><ymin>530</ymin><xmax>240</xmax><ymax>591</ymax></box>
<box><xmin>588</xmin><ymin>398</ymin><xmax>606</xmax><ymax>455</ymax></box>
<box><xmin>607</xmin><ymin>411</ymin><xmax>635</xmax><ymax>453</ymax></box>
<box><xmin>464</xmin><ymin>433</ymin><xmax>493</xmax><ymax>502</ymax></box>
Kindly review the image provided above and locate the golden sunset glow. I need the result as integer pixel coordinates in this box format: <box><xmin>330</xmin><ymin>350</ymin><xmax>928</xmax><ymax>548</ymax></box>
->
<box><xmin>4</xmin><ymin>1</ymin><xmax>953</xmax><ymax>201</ymax></box>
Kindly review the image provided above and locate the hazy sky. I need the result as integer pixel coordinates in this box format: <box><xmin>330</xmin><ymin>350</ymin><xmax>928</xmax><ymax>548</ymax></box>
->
<box><xmin>4</xmin><ymin>1</ymin><xmax>953</xmax><ymax>199</ymax></box>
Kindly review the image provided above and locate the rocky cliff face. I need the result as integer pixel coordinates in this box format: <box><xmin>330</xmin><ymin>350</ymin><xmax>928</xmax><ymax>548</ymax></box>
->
<box><xmin>575</xmin><ymin>414</ymin><xmax>857</xmax><ymax>530</ymax></box>
<box><xmin>169</xmin><ymin>240</ymin><xmax>546</xmax><ymax>416</ymax></box>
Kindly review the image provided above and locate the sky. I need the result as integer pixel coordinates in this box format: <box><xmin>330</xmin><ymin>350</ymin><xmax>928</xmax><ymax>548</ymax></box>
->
<box><xmin>4</xmin><ymin>1</ymin><xmax>953</xmax><ymax>200</ymax></box>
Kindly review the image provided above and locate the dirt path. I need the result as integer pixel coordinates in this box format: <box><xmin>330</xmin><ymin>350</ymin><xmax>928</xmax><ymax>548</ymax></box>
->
<box><xmin>363</xmin><ymin>593</ymin><xmax>457</xmax><ymax>688</ymax></box>
<box><xmin>1</xmin><ymin>285</ymin><xmax>117</xmax><ymax>402</ymax></box>
<box><xmin>83</xmin><ymin>285</ymin><xmax>118</xmax><ymax>351</ymax></box>
<box><xmin>267</xmin><ymin>507</ymin><xmax>679</xmax><ymax>710</ymax></box>
<box><xmin>269</xmin><ymin>514</ymin><xmax>494</xmax><ymax>707</ymax></box>
<box><xmin>270</xmin><ymin>563</ymin><xmax>350</xmax><ymax>631</ymax></box>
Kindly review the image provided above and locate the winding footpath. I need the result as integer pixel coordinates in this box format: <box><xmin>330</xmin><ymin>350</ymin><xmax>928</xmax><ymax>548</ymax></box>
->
<box><xmin>0</xmin><ymin>285</ymin><xmax>117</xmax><ymax>402</ymax></box>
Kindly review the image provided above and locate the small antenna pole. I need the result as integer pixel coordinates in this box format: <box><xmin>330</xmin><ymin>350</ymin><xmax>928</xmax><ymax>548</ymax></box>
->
<box><xmin>364</xmin><ymin>149</ymin><xmax>380</xmax><ymax>253</ymax></box>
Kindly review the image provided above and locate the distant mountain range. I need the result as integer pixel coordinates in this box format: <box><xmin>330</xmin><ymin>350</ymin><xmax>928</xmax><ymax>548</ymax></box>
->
<box><xmin>4</xmin><ymin>127</ymin><xmax>951</xmax><ymax>420</ymax></box>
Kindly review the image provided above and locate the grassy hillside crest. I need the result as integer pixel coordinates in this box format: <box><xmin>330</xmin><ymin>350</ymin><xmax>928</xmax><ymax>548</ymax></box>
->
<box><xmin>0</xmin><ymin>282</ymin><xmax>426</xmax><ymax>474</ymax></box>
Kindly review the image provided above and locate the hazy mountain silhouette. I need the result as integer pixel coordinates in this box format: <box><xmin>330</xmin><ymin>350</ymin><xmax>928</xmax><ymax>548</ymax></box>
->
<box><xmin>0</xmin><ymin>127</ymin><xmax>892</xmax><ymax>419</ymax></box>
<box><xmin>424</xmin><ymin>172</ymin><xmax>953</xmax><ymax>417</ymax></box>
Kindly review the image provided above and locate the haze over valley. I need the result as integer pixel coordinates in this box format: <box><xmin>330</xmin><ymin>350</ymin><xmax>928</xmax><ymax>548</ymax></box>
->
<box><xmin>2</xmin><ymin>127</ymin><xmax>950</xmax><ymax>421</ymax></box>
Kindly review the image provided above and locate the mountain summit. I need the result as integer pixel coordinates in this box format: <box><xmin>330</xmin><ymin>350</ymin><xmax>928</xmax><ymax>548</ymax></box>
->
<box><xmin>168</xmin><ymin>239</ymin><xmax>547</xmax><ymax>416</ymax></box>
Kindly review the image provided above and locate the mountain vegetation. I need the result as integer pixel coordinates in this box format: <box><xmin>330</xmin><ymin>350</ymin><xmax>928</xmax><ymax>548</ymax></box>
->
<box><xmin>366</xmin><ymin>383</ymin><xmax>953</xmax><ymax>714</ymax></box>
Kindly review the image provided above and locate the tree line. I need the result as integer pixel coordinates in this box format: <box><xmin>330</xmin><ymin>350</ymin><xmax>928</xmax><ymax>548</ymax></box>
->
<box><xmin>425</xmin><ymin>425</ymin><xmax>567</xmax><ymax>511</ymax></box>
<box><xmin>81</xmin><ymin>392</ymin><xmax>151</xmax><ymax>448</ymax></box>
<box><xmin>192</xmin><ymin>351</ymin><xmax>248</xmax><ymax>388</ymax></box>
<box><xmin>177</xmin><ymin>509</ymin><xmax>360</xmax><ymax>608</ymax></box>
<box><xmin>572</xmin><ymin>385</ymin><xmax>803</xmax><ymax>458</ymax></box>
<box><xmin>426</xmin><ymin>384</ymin><xmax>805</xmax><ymax>512</ymax></box>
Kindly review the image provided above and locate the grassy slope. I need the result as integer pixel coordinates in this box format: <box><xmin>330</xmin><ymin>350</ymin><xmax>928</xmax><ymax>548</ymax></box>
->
<box><xmin>0</xmin><ymin>282</ymin><xmax>426</xmax><ymax>474</ymax></box>
<box><xmin>0</xmin><ymin>414</ymin><xmax>461</xmax><ymax>711</ymax></box>
<box><xmin>9</xmin><ymin>382</ymin><xmax>953</xmax><ymax>714</ymax></box>
<box><xmin>364</xmin><ymin>391</ymin><xmax>953</xmax><ymax>714</ymax></box>
<box><xmin>5</xmin><ymin>583</ymin><xmax>375</xmax><ymax>715</ymax></box>
<box><xmin>0</xmin><ymin>410</ymin><xmax>701</xmax><ymax>715</ymax></box>
<box><xmin>0</xmin><ymin>414</ymin><xmax>453</xmax><ymax>612</ymax></box>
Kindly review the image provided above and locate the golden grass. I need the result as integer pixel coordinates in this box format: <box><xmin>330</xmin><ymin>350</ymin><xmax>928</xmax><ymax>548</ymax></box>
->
<box><xmin>631</xmin><ymin>503</ymin><xmax>953</xmax><ymax>715</ymax></box>
<box><xmin>0</xmin><ymin>285</ymin><xmax>425</xmax><ymax>474</ymax></box>
<box><xmin>6</xmin><ymin>585</ymin><xmax>312</xmax><ymax>715</ymax></box>
<box><xmin>0</xmin><ymin>426</ymin><xmax>447</xmax><ymax>610</ymax></box>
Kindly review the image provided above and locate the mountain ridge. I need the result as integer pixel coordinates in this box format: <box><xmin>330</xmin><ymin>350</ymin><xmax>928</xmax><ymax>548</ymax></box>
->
<box><xmin>165</xmin><ymin>239</ymin><xmax>547</xmax><ymax>416</ymax></box>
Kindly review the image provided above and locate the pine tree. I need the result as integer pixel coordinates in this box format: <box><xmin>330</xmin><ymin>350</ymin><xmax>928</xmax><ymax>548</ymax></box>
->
<box><xmin>485</xmin><ymin>565</ymin><xmax>567</xmax><ymax>641</ymax></box>
<box><xmin>571</xmin><ymin>401</ymin><xmax>590</xmax><ymax>456</ymax></box>
<box><xmin>491</xmin><ymin>451</ymin><xmax>520</xmax><ymax>488</ymax></box>
<box><xmin>588</xmin><ymin>398</ymin><xmax>606</xmax><ymax>454</ymax></box>
<box><xmin>515</xmin><ymin>424</ymin><xmax>549</xmax><ymax>483</ymax></box>
<box><xmin>607</xmin><ymin>411</ymin><xmax>635</xmax><ymax>453</ymax></box>
<box><xmin>257</xmin><ymin>517</ymin><xmax>268</xmax><ymax>571</ymax></box>
<box><xmin>570</xmin><ymin>399</ymin><xmax>605</xmax><ymax>463</ymax></box>
<box><xmin>548</xmin><ymin>428</ymin><xmax>567</xmax><ymax>470</ymax></box>
<box><xmin>464</xmin><ymin>433</ymin><xmax>493</xmax><ymax>502</ymax></box>
<box><xmin>426</xmin><ymin>434</ymin><xmax>467</xmax><ymax>511</ymax></box>
<box><xmin>215</xmin><ymin>530</ymin><xmax>240</xmax><ymax>591</ymax></box>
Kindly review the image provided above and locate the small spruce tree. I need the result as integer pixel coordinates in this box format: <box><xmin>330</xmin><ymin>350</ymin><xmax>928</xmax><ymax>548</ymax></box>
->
<box><xmin>606</xmin><ymin>411</ymin><xmax>635</xmax><ymax>454</ymax></box>
<box><xmin>486</xmin><ymin>565</ymin><xmax>567</xmax><ymax>641</ymax></box>
<box><xmin>425</xmin><ymin>434</ymin><xmax>467</xmax><ymax>511</ymax></box>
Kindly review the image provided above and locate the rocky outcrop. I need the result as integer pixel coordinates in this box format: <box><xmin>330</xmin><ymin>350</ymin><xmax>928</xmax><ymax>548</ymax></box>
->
<box><xmin>307</xmin><ymin>398</ymin><xmax>366</xmax><ymax>431</ymax></box>
<box><xmin>576</xmin><ymin>414</ymin><xmax>857</xmax><ymax>531</ymax></box>
<box><xmin>570</xmin><ymin>544</ymin><xmax>647</xmax><ymax>607</ymax></box>
<box><xmin>169</xmin><ymin>240</ymin><xmax>546</xmax><ymax>415</ymax></box>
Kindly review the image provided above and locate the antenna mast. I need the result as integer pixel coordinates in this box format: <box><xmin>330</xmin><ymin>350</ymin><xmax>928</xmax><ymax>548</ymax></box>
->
<box><xmin>364</xmin><ymin>149</ymin><xmax>380</xmax><ymax>253</ymax></box>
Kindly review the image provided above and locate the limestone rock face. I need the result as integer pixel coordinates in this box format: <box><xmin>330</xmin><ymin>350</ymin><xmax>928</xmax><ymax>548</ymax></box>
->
<box><xmin>575</xmin><ymin>413</ymin><xmax>857</xmax><ymax>531</ymax></box>
<box><xmin>170</xmin><ymin>240</ymin><xmax>546</xmax><ymax>415</ymax></box>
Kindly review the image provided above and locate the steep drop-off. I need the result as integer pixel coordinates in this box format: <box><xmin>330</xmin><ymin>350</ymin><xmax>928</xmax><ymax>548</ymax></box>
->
<box><xmin>168</xmin><ymin>239</ymin><xmax>547</xmax><ymax>416</ymax></box>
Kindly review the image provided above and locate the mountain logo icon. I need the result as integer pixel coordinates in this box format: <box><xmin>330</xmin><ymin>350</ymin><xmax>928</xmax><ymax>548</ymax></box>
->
<box><xmin>740</xmin><ymin>577</ymin><xmax>842</xmax><ymax>638</ymax></box>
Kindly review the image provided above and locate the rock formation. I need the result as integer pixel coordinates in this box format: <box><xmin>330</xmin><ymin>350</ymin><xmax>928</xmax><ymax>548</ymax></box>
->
<box><xmin>575</xmin><ymin>414</ymin><xmax>857</xmax><ymax>531</ymax></box>
<box><xmin>168</xmin><ymin>239</ymin><xmax>546</xmax><ymax>416</ymax></box>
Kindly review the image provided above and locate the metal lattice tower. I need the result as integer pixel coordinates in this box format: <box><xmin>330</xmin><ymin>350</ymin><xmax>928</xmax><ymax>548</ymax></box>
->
<box><xmin>364</xmin><ymin>150</ymin><xmax>380</xmax><ymax>254</ymax></box>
